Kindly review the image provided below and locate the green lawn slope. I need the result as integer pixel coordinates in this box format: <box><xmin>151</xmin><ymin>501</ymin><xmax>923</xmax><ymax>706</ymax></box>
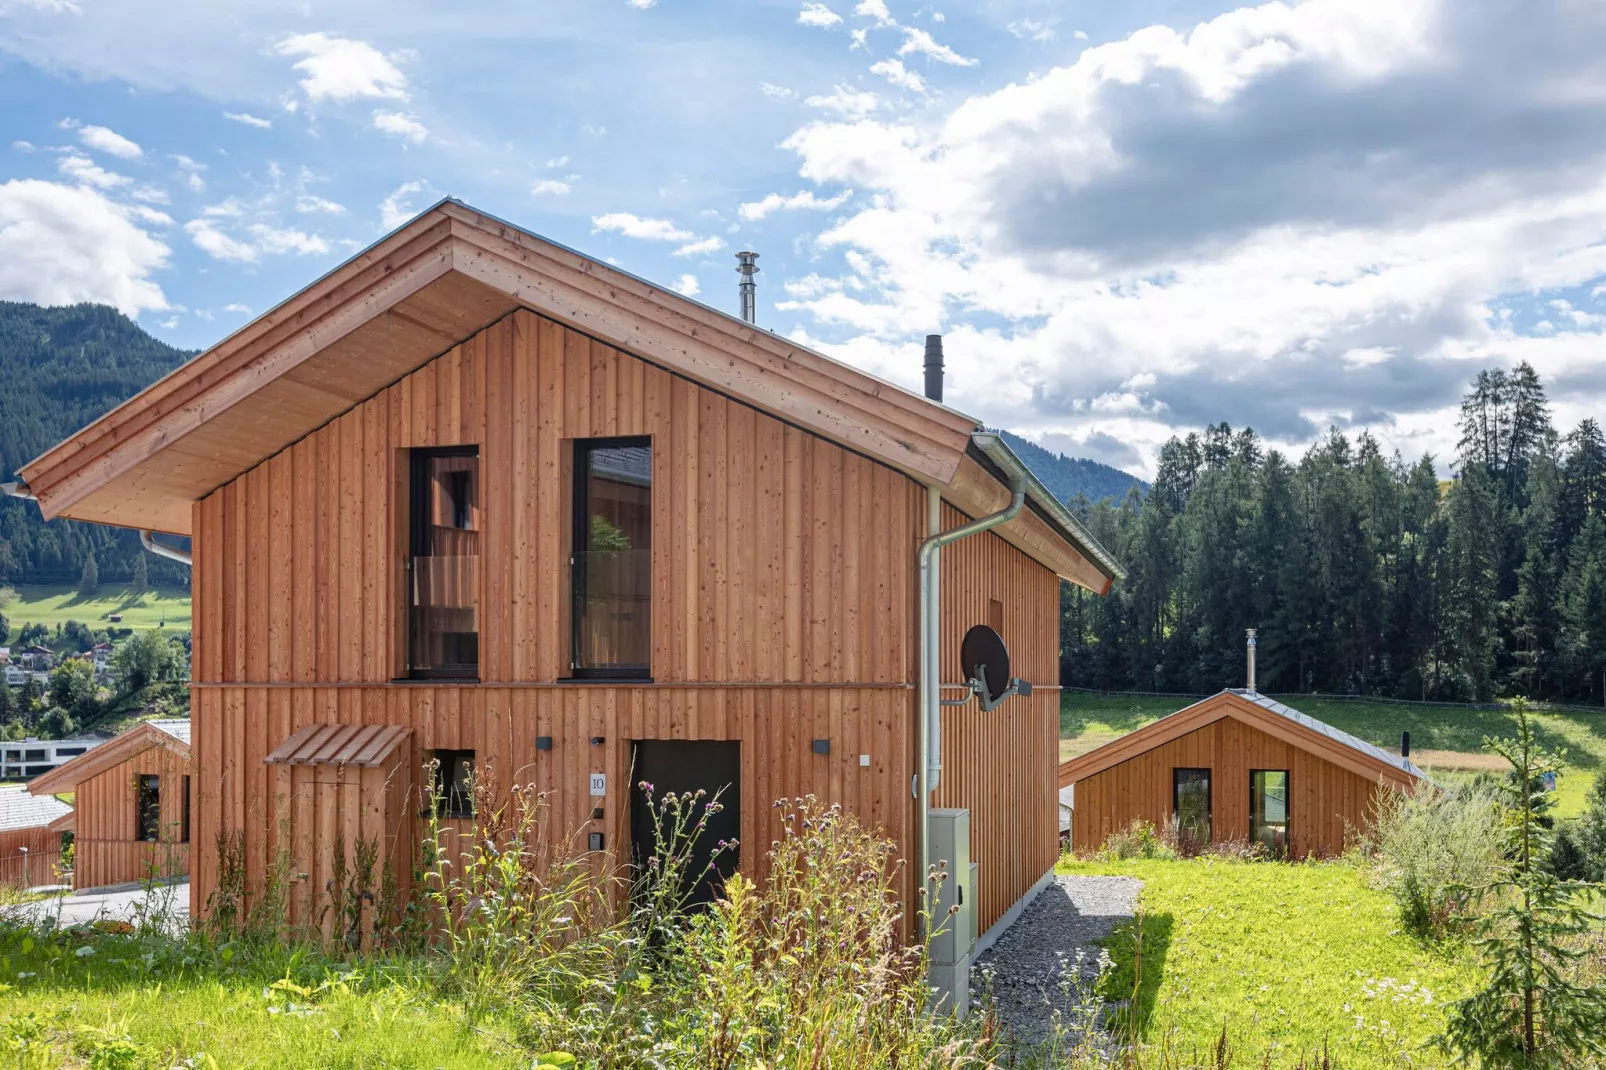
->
<box><xmin>2</xmin><ymin>584</ymin><xmax>191</xmax><ymax>636</ymax></box>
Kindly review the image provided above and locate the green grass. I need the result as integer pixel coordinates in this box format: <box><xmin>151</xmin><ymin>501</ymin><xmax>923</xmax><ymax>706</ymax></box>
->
<box><xmin>1063</xmin><ymin>856</ymin><xmax>1481</xmax><ymax>1067</ymax></box>
<box><xmin>0</xmin><ymin>584</ymin><xmax>191</xmax><ymax>636</ymax></box>
<box><xmin>0</xmin><ymin>926</ymin><xmax>523</xmax><ymax>1068</ymax></box>
<box><xmin>1062</xmin><ymin>692</ymin><xmax>1606</xmax><ymax>817</ymax></box>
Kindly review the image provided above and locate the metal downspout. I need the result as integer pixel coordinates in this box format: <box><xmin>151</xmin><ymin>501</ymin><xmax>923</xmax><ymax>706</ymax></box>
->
<box><xmin>917</xmin><ymin>431</ymin><xmax>1026</xmax><ymax>937</ymax></box>
<box><xmin>140</xmin><ymin>530</ymin><xmax>192</xmax><ymax>567</ymax></box>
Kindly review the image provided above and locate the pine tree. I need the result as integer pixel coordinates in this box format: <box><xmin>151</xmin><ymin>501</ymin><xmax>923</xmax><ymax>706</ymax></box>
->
<box><xmin>130</xmin><ymin>551</ymin><xmax>148</xmax><ymax>594</ymax></box>
<box><xmin>1439</xmin><ymin>700</ymin><xmax>1606</xmax><ymax>1066</ymax></box>
<box><xmin>77</xmin><ymin>552</ymin><xmax>98</xmax><ymax>596</ymax></box>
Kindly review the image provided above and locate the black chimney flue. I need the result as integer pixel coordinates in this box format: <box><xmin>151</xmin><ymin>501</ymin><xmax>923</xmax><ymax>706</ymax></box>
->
<box><xmin>924</xmin><ymin>334</ymin><xmax>944</xmax><ymax>402</ymax></box>
<box><xmin>1401</xmin><ymin>731</ymin><xmax>1411</xmax><ymax>759</ymax></box>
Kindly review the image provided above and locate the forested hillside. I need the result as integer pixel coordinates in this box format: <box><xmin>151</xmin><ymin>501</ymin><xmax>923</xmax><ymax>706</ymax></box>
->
<box><xmin>0</xmin><ymin>302</ymin><xmax>192</xmax><ymax>586</ymax></box>
<box><xmin>1000</xmin><ymin>430</ymin><xmax>1147</xmax><ymax>505</ymax></box>
<box><xmin>1061</xmin><ymin>363</ymin><xmax>1606</xmax><ymax>704</ymax></box>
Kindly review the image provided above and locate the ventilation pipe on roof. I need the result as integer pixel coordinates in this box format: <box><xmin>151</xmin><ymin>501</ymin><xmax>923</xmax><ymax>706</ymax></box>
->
<box><xmin>735</xmin><ymin>251</ymin><xmax>759</xmax><ymax>324</ymax></box>
<box><xmin>1246</xmin><ymin>628</ymin><xmax>1257</xmax><ymax>694</ymax></box>
<box><xmin>916</xmin><ymin>430</ymin><xmax>1025</xmax><ymax>941</ymax></box>
<box><xmin>924</xmin><ymin>335</ymin><xmax>944</xmax><ymax>403</ymax></box>
<box><xmin>140</xmin><ymin>530</ymin><xmax>192</xmax><ymax>567</ymax></box>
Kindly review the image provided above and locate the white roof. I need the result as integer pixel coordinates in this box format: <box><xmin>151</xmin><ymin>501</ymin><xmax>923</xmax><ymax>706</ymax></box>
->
<box><xmin>0</xmin><ymin>787</ymin><xmax>72</xmax><ymax>832</ymax></box>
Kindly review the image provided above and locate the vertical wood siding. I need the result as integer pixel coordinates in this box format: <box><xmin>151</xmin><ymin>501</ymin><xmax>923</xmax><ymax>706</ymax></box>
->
<box><xmin>0</xmin><ymin>826</ymin><xmax>67</xmax><ymax>888</ymax></box>
<box><xmin>71</xmin><ymin>746</ymin><xmax>191</xmax><ymax>889</ymax></box>
<box><xmin>189</xmin><ymin>308</ymin><xmax>1066</xmax><ymax>937</ymax></box>
<box><xmin>1070</xmin><ymin>715</ymin><xmax>1387</xmax><ymax>857</ymax></box>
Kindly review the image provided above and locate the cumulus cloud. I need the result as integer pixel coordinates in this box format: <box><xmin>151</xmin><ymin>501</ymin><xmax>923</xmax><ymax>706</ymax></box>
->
<box><xmin>56</xmin><ymin>153</ymin><xmax>130</xmax><ymax>189</ymax></box>
<box><xmin>759</xmin><ymin>82</ymin><xmax>797</xmax><ymax>99</ymax></box>
<box><xmin>77</xmin><ymin>124</ymin><xmax>141</xmax><ymax>158</ymax></box>
<box><xmin>379</xmin><ymin>179</ymin><xmax>434</xmax><ymax>229</ymax></box>
<box><xmin>673</xmin><ymin>235</ymin><xmax>725</xmax><ymax>257</ymax></box>
<box><xmin>531</xmin><ymin>179</ymin><xmax>571</xmax><ymax>195</ymax></box>
<box><xmin>183</xmin><ymin>218</ymin><xmax>257</xmax><ymax>262</ymax></box>
<box><xmin>223</xmin><ymin>302</ymin><xmax>252</xmax><ymax>314</ymax></box>
<box><xmin>223</xmin><ymin>111</ymin><xmax>272</xmax><ymax>129</ymax></box>
<box><xmin>869</xmin><ymin>58</ymin><xmax>925</xmax><ymax>92</ymax></box>
<box><xmin>372</xmin><ymin>109</ymin><xmax>428</xmax><ymax>143</ymax></box>
<box><xmin>626</xmin><ymin>0</ymin><xmax>656</xmax><ymax>7</ymax></box>
<box><xmin>854</xmin><ymin>0</ymin><xmax>894</xmax><ymax>24</ymax></box>
<box><xmin>739</xmin><ymin>189</ymin><xmax>853</xmax><ymax>221</ymax></box>
<box><xmin>772</xmin><ymin>0</ymin><xmax>1606</xmax><ymax>474</ymax></box>
<box><xmin>0</xmin><ymin>179</ymin><xmax>168</xmax><ymax>314</ymax></box>
<box><xmin>296</xmin><ymin>194</ymin><xmax>345</xmax><ymax>213</ymax></box>
<box><xmin>804</xmin><ymin>85</ymin><xmax>879</xmax><ymax>117</ymax></box>
<box><xmin>592</xmin><ymin>212</ymin><xmax>692</xmax><ymax>241</ymax></box>
<box><xmin>274</xmin><ymin>32</ymin><xmax>408</xmax><ymax>102</ymax></box>
<box><xmin>897</xmin><ymin>27</ymin><xmax>975</xmax><ymax>66</ymax></box>
<box><xmin>670</xmin><ymin>273</ymin><xmax>700</xmax><ymax>296</ymax></box>
<box><xmin>798</xmin><ymin>2</ymin><xmax>843</xmax><ymax>29</ymax></box>
<box><xmin>247</xmin><ymin>222</ymin><xmax>328</xmax><ymax>255</ymax></box>
<box><xmin>170</xmin><ymin>154</ymin><xmax>205</xmax><ymax>193</ymax></box>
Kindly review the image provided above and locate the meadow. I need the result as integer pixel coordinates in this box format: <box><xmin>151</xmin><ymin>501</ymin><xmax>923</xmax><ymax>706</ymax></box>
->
<box><xmin>1061</xmin><ymin>691</ymin><xmax>1606</xmax><ymax>817</ymax></box>
<box><xmin>1</xmin><ymin>585</ymin><xmax>191</xmax><ymax>637</ymax></box>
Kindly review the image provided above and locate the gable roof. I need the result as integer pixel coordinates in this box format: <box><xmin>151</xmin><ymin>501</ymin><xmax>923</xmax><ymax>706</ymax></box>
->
<box><xmin>26</xmin><ymin>719</ymin><xmax>191</xmax><ymax>797</ymax></box>
<box><xmin>1058</xmin><ymin>690</ymin><xmax>1426</xmax><ymax>789</ymax></box>
<box><xmin>0</xmin><ymin>787</ymin><xmax>73</xmax><ymax>832</ymax></box>
<box><xmin>14</xmin><ymin>199</ymin><xmax>1120</xmax><ymax>592</ymax></box>
<box><xmin>264</xmin><ymin>723</ymin><xmax>409</xmax><ymax>767</ymax></box>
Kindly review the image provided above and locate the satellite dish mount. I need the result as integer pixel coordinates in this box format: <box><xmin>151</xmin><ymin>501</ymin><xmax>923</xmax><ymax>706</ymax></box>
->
<box><xmin>945</xmin><ymin>625</ymin><xmax>1033</xmax><ymax>713</ymax></box>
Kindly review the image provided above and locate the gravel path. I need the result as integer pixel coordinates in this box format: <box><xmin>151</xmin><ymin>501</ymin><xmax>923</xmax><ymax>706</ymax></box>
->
<box><xmin>971</xmin><ymin>875</ymin><xmax>1142</xmax><ymax>1050</ymax></box>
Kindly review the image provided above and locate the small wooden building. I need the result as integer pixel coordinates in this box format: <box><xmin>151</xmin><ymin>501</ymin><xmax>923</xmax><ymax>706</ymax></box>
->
<box><xmin>17</xmin><ymin>199</ymin><xmax>1122</xmax><ymax>943</ymax></box>
<box><xmin>0</xmin><ymin>788</ymin><xmax>73</xmax><ymax>888</ymax></box>
<box><xmin>28</xmin><ymin>720</ymin><xmax>192</xmax><ymax>890</ymax></box>
<box><xmin>1061</xmin><ymin>690</ymin><xmax>1424</xmax><ymax>857</ymax></box>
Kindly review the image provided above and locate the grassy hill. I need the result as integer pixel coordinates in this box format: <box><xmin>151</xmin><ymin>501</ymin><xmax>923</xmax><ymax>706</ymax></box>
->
<box><xmin>2</xmin><ymin>584</ymin><xmax>191</xmax><ymax>635</ymax></box>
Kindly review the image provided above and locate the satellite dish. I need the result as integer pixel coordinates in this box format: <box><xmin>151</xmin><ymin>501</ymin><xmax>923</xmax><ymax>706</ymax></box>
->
<box><xmin>960</xmin><ymin>625</ymin><xmax>1011</xmax><ymax>705</ymax></box>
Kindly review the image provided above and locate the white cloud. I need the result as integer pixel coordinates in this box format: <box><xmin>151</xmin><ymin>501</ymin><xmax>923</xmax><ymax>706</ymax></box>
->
<box><xmin>130</xmin><ymin>185</ymin><xmax>169</xmax><ymax>205</ymax></box>
<box><xmin>128</xmin><ymin>205</ymin><xmax>173</xmax><ymax>226</ymax></box>
<box><xmin>170</xmin><ymin>154</ymin><xmax>205</xmax><ymax>193</ymax></box>
<box><xmin>0</xmin><ymin>179</ymin><xmax>169</xmax><ymax>314</ymax></box>
<box><xmin>592</xmin><ymin>212</ymin><xmax>692</xmax><ymax>242</ymax></box>
<box><xmin>626</xmin><ymin>0</ymin><xmax>656</xmax><ymax>7</ymax></box>
<box><xmin>545</xmin><ymin>155</ymin><xmax>569</xmax><ymax>168</ymax></box>
<box><xmin>184</xmin><ymin>218</ymin><xmax>257</xmax><ymax>262</ymax></box>
<box><xmin>274</xmin><ymin>32</ymin><xmax>408</xmax><ymax>102</ymax></box>
<box><xmin>77</xmin><ymin>124</ymin><xmax>141</xmax><ymax>158</ymax></box>
<box><xmin>739</xmin><ymin>189</ymin><xmax>853</xmax><ymax>221</ymax></box>
<box><xmin>870</xmin><ymin>58</ymin><xmax>925</xmax><ymax>92</ymax></box>
<box><xmin>372</xmin><ymin>110</ymin><xmax>429</xmax><ymax>143</ymax></box>
<box><xmin>854</xmin><ymin>0</ymin><xmax>894</xmax><ymax>24</ymax></box>
<box><xmin>202</xmin><ymin>198</ymin><xmax>245</xmax><ymax>217</ymax></box>
<box><xmin>379</xmin><ymin>179</ymin><xmax>433</xmax><ymax>229</ymax></box>
<box><xmin>296</xmin><ymin>194</ymin><xmax>345</xmax><ymax>214</ymax></box>
<box><xmin>1073</xmin><ymin>30</ymin><xmax>1089</xmax><ymax>40</ymax></box>
<box><xmin>760</xmin><ymin>82</ymin><xmax>797</xmax><ymax>100</ymax></box>
<box><xmin>897</xmin><ymin>27</ymin><xmax>977</xmax><ymax>66</ymax></box>
<box><xmin>531</xmin><ymin>179</ymin><xmax>571</xmax><ymax>195</ymax></box>
<box><xmin>223</xmin><ymin>302</ymin><xmax>252</xmax><ymax>314</ymax></box>
<box><xmin>57</xmin><ymin>154</ymin><xmax>130</xmax><ymax>190</ymax></box>
<box><xmin>1007</xmin><ymin>19</ymin><xmax>1056</xmax><ymax>42</ymax></box>
<box><xmin>805</xmin><ymin>85</ymin><xmax>880</xmax><ymax>117</ymax></box>
<box><xmin>673</xmin><ymin>235</ymin><xmax>726</xmax><ymax>257</ymax></box>
<box><xmin>247</xmin><ymin>223</ymin><xmax>328</xmax><ymax>255</ymax></box>
<box><xmin>798</xmin><ymin>2</ymin><xmax>843</xmax><ymax>29</ymax></box>
<box><xmin>223</xmin><ymin>111</ymin><xmax>272</xmax><ymax>129</ymax></box>
<box><xmin>12</xmin><ymin>141</ymin><xmax>36</xmax><ymax>153</ymax></box>
<box><xmin>670</xmin><ymin>273</ymin><xmax>701</xmax><ymax>296</ymax></box>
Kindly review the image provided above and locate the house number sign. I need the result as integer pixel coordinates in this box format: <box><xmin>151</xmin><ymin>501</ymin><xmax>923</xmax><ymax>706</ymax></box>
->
<box><xmin>589</xmin><ymin>772</ymin><xmax>607</xmax><ymax>797</ymax></box>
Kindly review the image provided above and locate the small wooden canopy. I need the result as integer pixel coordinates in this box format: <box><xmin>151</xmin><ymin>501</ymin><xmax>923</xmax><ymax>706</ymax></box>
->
<box><xmin>15</xmin><ymin>198</ymin><xmax>1120</xmax><ymax>592</ymax></box>
<box><xmin>27</xmin><ymin>720</ymin><xmax>191</xmax><ymax>797</ymax></box>
<box><xmin>1058</xmin><ymin>690</ymin><xmax>1427</xmax><ymax>790</ymax></box>
<box><xmin>264</xmin><ymin>724</ymin><xmax>411</xmax><ymax>768</ymax></box>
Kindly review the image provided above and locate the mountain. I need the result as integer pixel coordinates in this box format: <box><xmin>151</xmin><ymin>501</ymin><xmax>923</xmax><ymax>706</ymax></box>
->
<box><xmin>0</xmin><ymin>302</ymin><xmax>194</xmax><ymax>586</ymax></box>
<box><xmin>999</xmin><ymin>430</ymin><xmax>1148</xmax><ymax>506</ymax></box>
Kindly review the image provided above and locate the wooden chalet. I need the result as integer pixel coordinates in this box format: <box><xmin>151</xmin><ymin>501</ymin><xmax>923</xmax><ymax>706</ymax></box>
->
<box><xmin>16</xmin><ymin>198</ymin><xmax>1121</xmax><ymax>944</ymax></box>
<box><xmin>28</xmin><ymin>719</ymin><xmax>191</xmax><ymax>890</ymax></box>
<box><xmin>0</xmin><ymin>788</ymin><xmax>73</xmax><ymax>888</ymax></box>
<box><xmin>1060</xmin><ymin>690</ymin><xmax>1426</xmax><ymax>857</ymax></box>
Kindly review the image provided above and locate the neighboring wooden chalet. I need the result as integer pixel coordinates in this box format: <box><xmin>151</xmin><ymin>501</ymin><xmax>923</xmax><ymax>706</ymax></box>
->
<box><xmin>0</xmin><ymin>788</ymin><xmax>73</xmax><ymax>888</ymax></box>
<box><xmin>15</xmin><ymin>198</ymin><xmax>1121</xmax><ymax>945</ymax></box>
<box><xmin>28</xmin><ymin>720</ymin><xmax>191</xmax><ymax>890</ymax></box>
<box><xmin>1060</xmin><ymin>690</ymin><xmax>1425</xmax><ymax>857</ymax></box>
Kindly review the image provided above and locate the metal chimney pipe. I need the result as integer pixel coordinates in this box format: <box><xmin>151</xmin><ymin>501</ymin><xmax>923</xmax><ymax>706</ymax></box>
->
<box><xmin>735</xmin><ymin>251</ymin><xmax>759</xmax><ymax>324</ymax></box>
<box><xmin>1245</xmin><ymin>628</ymin><xmax>1257</xmax><ymax>693</ymax></box>
<box><xmin>924</xmin><ymin>334</ymin><xmax>944</xmax><ymax>402</ymax></box>
<box><xmin>1401</xmin><ymin>731</ymin><xmax>1410</xmax><ymax>758</ymax></box>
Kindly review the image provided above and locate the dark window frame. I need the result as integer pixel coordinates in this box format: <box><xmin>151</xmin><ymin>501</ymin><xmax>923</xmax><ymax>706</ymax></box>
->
<box><xmin>1249</xmin><ymin>768</ymin><xmax>1291</xmax><ymax>858</ymax></box>
<box><xmin>432</xmin><ymin>749</ymin><xmax>476</xmax><ymax>819</ymax></box>
<box><xmin>136</xmin><ymin>774</ymin><xmax>161</xmax><ymax>842</ymax></box>
<box><xmin>406</xmin><ymin>445</ymin><xmax>482</xmax><ymax>681</ymax></box>
<box><xmin>181</xmin><ymin>774</ymin><xmax>191</xmax><ymax>843</ymax></box>
<box><xmin>1172</xmin><ymin>767</ymin><xmax>1212</xmax><ymax>847</ymax></box>
<box><xmin>569</xmin><ymin>436</ymin><xmax>653</xmax><ymax>681</ymax></box>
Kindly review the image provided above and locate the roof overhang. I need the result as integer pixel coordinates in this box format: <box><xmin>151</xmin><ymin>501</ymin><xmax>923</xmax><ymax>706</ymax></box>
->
<box><xmin>1058</xmin><ymin>690</ymin><xmax>1423</xmax><ymax>789</ymax></box>
<box><xmin>18</xmin><ymin>198</ymin><xmax>1121</xmax><ymax>590</ymax></box>
<box><xmin>27</xmin><ymin>721</ymin><xmax>191</xmax><ymax>797</ymax></box>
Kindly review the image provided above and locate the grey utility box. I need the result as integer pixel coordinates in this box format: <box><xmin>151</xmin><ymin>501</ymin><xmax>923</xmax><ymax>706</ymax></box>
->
<box><xmin>928</xmin><ymin>808</ymin><xmax>974</xmax><ymax>1016</ymax></box>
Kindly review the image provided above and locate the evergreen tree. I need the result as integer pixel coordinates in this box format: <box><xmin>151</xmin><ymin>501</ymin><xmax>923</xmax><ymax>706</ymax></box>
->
<box><xmin>130</xmin><ymin>551</ymin><xmax>148</xmax><ymax>594</ymax></box>
<box><xmin>77</xmin><ymin>552</ymin><xmax>98</xmax><ymax>596</ymax></box>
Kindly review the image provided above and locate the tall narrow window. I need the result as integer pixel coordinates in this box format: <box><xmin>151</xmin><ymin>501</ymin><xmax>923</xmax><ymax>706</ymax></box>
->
<box><xmin>1250</xmin><ymin>770</ymin><xmax>1290</xmax><ymax>857</ymax></box>
<box><xmin>433</xmin><ymin>750</ymin><xmax>476</xmax><ymax>819</ymax></box>
<box><xmin>409</xmin><ymin>447</ymin><xmax>480</xmax><ymax>678</ymax></box>
<box><xmin>1172</xmin><ymin>768</ymin><xmax>1211</xmax><ymax>850</ymax></box>
<box><xmin>572</xmin><ymin>438</ymin><xmax>652</xmax><ymax>677</ymax></box>
<box><xmin>181</xmin><ymin>775</ymin><xmax>191</xmax><ymax>843</ymax></box>
<box><xmin>136</xmin><ymin>774</ymin><xmax>160</xmax><ymax>842</ymax></box>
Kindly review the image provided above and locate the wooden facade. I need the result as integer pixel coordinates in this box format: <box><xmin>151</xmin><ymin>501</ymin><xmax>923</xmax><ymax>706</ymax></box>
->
<box><xmin>29</xmin><ymin>721</ymin><xmax>192</xmax><ymax>890</ymax></box>
<box><xmin>1062</xmin><ymin>691</ymin><xmax>1422</xmax><ymax>858</ymax></box>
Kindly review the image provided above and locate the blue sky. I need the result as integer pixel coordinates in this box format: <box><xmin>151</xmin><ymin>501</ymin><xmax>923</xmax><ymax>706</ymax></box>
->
<box><xmin>3</xmin><ymin>0</ymin><xmax>1605</xmax><ymax>477</ymax></box>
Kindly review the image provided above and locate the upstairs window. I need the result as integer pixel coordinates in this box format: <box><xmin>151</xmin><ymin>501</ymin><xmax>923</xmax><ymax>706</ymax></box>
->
<box><xmin>136</xmin><ymin>774</ymin><xmax>161</xmax><ymax>842</ymax></box>
<box><xmin>408</xmin><ymin>447</ymin><xmax>480</xmax><ymax>679</ymax></box>
<box><xmin>572</xmin><ymin>438</ymin><xmax>652</xmax><ymax>678</ymax></box>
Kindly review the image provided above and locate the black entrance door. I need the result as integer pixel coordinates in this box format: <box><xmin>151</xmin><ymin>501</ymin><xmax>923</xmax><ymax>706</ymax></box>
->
<box><xmin>630</xmin><ymin>740</ymin><xmax>740</xmax><ymax>905</ymax></box>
